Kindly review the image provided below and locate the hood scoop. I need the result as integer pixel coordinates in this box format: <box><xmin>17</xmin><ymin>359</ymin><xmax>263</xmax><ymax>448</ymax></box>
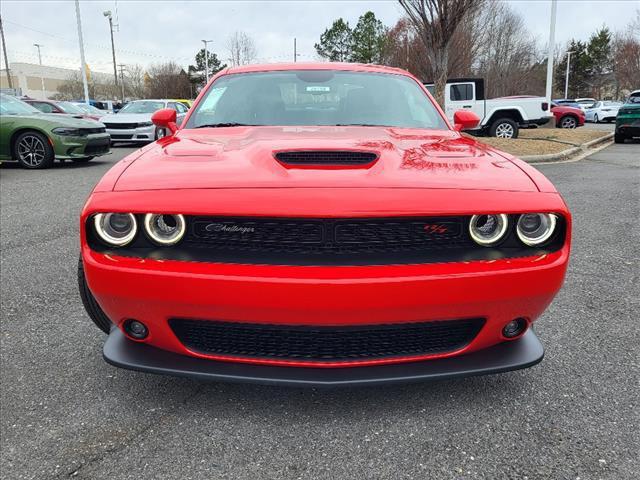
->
<box><xmin>274</xmin><ymin>150</ymin><xmax>378</xmax><ymax>168</ymax></box>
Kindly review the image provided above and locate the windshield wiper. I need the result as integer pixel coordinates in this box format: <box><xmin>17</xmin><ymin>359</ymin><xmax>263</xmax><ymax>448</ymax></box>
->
<box><xmin>194</xmin><ymin>122</ymin><xmax>258</xmax><ymax>128</ymax></box>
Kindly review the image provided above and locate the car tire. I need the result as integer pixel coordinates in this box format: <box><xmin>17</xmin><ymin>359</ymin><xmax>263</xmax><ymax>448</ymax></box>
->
<box><xmin>72</xmin><ymin>157</ymin><xmax>94</xmax><ymax>163</ymax></box>
<box><xmin>78</xmin><ymin>257</ymin><xmax>112</xmax><ymax>334</ymax></box>
<box><xmin>614</xmin><ymin>133</ymin><xmax>626</xmax><ymax>144</ymax></box>
<box><xmin>14</xmin><ymin>131</ymin><xmax>55</xmax><ymax>169</ymax></box>
<box><xmin>594</xmin><ymin>114</ymin><xmax>599</xmax><ymax>123</ymax></box>
<box><xmin>559</xmin><ymin>115</ymin><xmax>577</xmax><ymax>129</ymax></box>
<box><xmin>489</xmin><ymin>118</ymin><xmax>519</xmax><ymax>139</ymax></box>
<box><xmin>155</xmin><ymin>127</ymin><xmax>167</xmax><ymax>140</ymax></box>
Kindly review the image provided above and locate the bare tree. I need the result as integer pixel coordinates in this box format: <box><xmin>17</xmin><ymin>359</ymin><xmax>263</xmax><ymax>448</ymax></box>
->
<box><xmin>125</xmin><ymin>64</ymin><xmax>146</xmax><ymax>99</ymax></box>
<box><xmin>399</xmin><ymin>0</ymin><xmax>484</xmax><ymax>105</ymax></box>
<box><xmin>145</xmin><ymin>62</ymin><xmax>191</xmax><ymax>99</ymax></box>
<box><xmin>226</xmin><ymin>31</ymin><xmax>257</xmax><ymax>67</ymax></box>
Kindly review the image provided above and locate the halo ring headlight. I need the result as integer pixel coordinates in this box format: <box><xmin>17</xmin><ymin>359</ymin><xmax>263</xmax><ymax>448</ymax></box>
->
<box><xmin>93</xmin><ymin>213</ymin><xmax>137</xmax><ymax>246</ymax></box>
<box><xmin>144</xmin><ymin>213</ymin><xmax>186</xmax><ymax>246</ymax></box>
<box><xmin>469</xmin><ymin>214</ymin><xmax>509</xmax><ymax>246</ymax></box>
<box><xmin>517</xmin><ymin>213</ymin><xmax>557</xmax><ymax>246</ymax></box>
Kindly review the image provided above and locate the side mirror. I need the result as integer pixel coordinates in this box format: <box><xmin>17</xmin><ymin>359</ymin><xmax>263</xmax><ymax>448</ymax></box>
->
<box><xmin>151</xmin><ymin>108</ymin><xmax>178</xmax><ymax>135</ymax></box>
<box><xmin>453</xmin><ymin>110</ymin><xmax>480</xmax><ymax>131</ymax></box>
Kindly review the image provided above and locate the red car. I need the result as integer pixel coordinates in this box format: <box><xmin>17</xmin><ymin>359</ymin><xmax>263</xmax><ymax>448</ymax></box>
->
<box><xmin>551</xmin><ymin>102</ymin><xmax>585</xmax><ymax>128</ymax></box>
<box><xmin>79</xmin><ymin>63</ymin><xmax>571</xmax><ymax>386</ymax></box>
<box><xmin>23</xmin><ymin>99</ymin><xmax>103</xmax><ymax>121</ymax></box>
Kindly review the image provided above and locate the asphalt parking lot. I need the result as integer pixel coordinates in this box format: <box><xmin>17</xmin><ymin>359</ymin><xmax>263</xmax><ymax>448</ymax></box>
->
<box><xmin>1</xmin><ymin>141</ymin><xmax>638</xmax><ymax>480</ymax></box>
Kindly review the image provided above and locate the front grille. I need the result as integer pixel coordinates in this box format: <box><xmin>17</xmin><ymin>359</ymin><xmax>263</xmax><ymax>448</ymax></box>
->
<box><xmin>80</xmin><ymin>127</ymin><xmax>106</xmax><ymax>134</ymax></box>
<box><xmin>187</xmin><ymin>217</ymin><xmax>470</xmax><ymax>258</ymax></box>
<box><xmin>169</xmin><ymin>318</ymin><xmax>485</xmax><ymax>364</ymax></box>
<box><xmin>104</xmin><ymin>123</ymin><xmax>138</xmax><ymax>129</ymax></box>
<box><xmin>109</xmin><ymin>134</ymin><xmax>133</xmax><ymax>140</ymax></box>
<box><xmin>275</xmin><ymin>150</ymin><xmax>378</xmax><ymax>166</ymax></box>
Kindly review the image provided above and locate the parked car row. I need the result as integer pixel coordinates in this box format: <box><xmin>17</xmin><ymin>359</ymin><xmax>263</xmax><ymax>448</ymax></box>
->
<box><xmin>555</xmin><ymin>97</ymin><xmax>624</xmax><ymax>123</ymax></box>
<box><xmin>0</xmin><ymin>95</ymin><xmax>195</xmax><ymax>168</ymax></box>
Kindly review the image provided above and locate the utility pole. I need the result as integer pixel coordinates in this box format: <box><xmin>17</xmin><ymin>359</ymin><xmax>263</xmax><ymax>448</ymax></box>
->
<box><xmin>103</xmin><ymin>11</ymin><xmax>118</xmax><ymax>86</ymax></box>
<box><xmin>202</xmin><ymin>39</ymin><xmax>213</xmax><ymax>83</ymax></box>
<box><xmin>564</xmin><ymin>51</ymin><xmax>573</xmax><ymax>99</ymax></box>
<box><xmin>545</xmin><ymin>0</ymin><xmax>557</xmax><ymax>109</ymax></box>
<box><xmin>74</xmin><ymin>0</ymin><xmax>90</xmax><ymax>104</ymax></box>
<box><xmin>118</xmin><ymin>63</ymin><xmax>126</xmax><ymax>103</ymax></box>
<box><xmin>34</xmin><ymin>43</ymin><xmax>46</xmax><ymax>99</ymax></box>
<box><xmin>0</xmin><ymin>16</ymin><xmax>13</xmax><ymax>89</ymax></box>
<box><xmin>293</xmin><ymin>38</ymin><xmax>297</xmax><ymax>62</ymax></box>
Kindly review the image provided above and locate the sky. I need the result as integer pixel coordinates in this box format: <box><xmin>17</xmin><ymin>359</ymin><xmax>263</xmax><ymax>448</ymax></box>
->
<box><xmin>1</xmin><ymin>0</ymin><xmax>637</xmax><ymax>74</ymax></box>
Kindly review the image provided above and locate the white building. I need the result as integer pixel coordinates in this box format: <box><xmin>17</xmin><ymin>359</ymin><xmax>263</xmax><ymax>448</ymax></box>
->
<box><xmin>0</xmin><ymin>62</ymin><xmax>112</xmax><ymax>99</ymax></box>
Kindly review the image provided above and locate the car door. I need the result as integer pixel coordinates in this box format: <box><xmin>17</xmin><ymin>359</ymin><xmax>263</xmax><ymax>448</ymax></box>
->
<box><xmin>445</xmin><ymin>83</ymin><xmax>482</xmax><ymax>123</ymax></box>
<box><xmin>585</xmin><ymin>102</ymin><xmax>599</xmax><ymax>121</ymax></box>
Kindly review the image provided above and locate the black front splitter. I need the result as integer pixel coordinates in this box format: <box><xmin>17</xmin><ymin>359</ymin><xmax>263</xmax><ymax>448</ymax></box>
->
<box><xmin>103</xmin><ymin>329</ymin><xmax>544</xmax><ymax>387</ymax></box>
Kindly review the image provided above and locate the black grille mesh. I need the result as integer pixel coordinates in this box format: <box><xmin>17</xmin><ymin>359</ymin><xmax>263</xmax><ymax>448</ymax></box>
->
<box><xmin>275</xmin><ymin>151</ymin><xmax>378</xmax><ymax>165</ymax></box>
<box><xmin>169</xmin><ymin>318</ymin><xmax>485</xmax><ymax>363</ymax></box>
<box><xmin>187</xmin><ymin>217</ymin><xmax>470</xmax><ymax>257</ymax></box>
<box><xmin>103</xmin><ymin>123</ymin><xmax>139</xmax><ymax>129</ymax></box>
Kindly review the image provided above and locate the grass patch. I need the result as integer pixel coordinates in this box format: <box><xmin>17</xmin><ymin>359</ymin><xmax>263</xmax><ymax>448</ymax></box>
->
<box><xmin>468</xmin><ymin>128</ymin><xmax>611</xmax><ymax>157</ymax></box>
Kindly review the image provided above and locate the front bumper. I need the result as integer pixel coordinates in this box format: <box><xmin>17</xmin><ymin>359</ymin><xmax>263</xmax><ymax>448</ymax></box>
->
<box><xmin>83</xmin><ymin>243</ymin><xmax>568</xmax><ymax>370</ymax></box>
<box><xmin>104</xmin><ymin>327</ymin><xmax>544</xmax><ymax>387</ymax></box>
<box><xmin>53</xmin><ymin>133</ymin><xmax>111</xmax><ymax>159</ymax></box>
<box><xmin>106</xmin><ymin>125</ymin><xmax>155</xmax><ymax>142</ymax></box>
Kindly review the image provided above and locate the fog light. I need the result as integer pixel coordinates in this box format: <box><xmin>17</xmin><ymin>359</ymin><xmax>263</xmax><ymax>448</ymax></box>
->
<box><xmin>123</xmin><ymin>319</ymin><xmax>148</xmax><ymax>340</ymax></box>
<box><xmin>502</xmin><ymin>318</ymin><xmax>527</xmax><ymax>339</ymax></box>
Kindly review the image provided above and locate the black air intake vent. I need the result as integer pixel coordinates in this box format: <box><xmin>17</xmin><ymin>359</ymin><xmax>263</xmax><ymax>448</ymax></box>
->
<box><xmin>275</xmin><ymin>150</ymin><xmax>378</xmax><ymax>166</ymax></box>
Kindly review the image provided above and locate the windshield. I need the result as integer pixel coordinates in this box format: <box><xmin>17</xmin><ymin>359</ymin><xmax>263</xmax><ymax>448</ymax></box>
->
<box><xmin>187</xmin><ymin>70</ymin><xmax>447</xmax><ymax>130</ymax></box>
<box><xmin>57</xmin><ymin>101</ymin><xmax>84</xmax><ymax>114</ymax></box>
<box><xmin>118</xmin><ymin>101</ymin><xmax>165</xmax><ymax>114</ymax></box>
<box><xmin>0</xmin><ymin>95</ymin><xmax>41</xmax><ymax>115</ymax></box>
<box><xmin>602</xmin><ymin>101</ymin><xmax>622</xmax><ymax>107</ymax></box>
<box><xmin>74</xmin><ymin>103</ymin><xmax>105</xmax><ymax>114</ymax></box>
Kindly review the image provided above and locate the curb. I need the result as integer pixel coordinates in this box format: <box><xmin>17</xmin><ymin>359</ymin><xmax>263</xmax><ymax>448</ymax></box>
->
<box><xmin>521</xmin><ymin>133</ymin><xmax>614</xmax><ymax>163</ymax></box>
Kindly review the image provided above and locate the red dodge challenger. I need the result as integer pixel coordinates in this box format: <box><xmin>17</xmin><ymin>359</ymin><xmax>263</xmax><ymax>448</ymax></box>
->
<box><xmin>79</xmin><ymin>63</ymin><xmax>571</xmax><ymax>386</ymax></box>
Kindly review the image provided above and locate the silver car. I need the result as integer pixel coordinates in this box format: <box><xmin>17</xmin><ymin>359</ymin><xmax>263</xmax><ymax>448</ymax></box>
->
<box><xmin>100</xmin><ymin>100</ymin><xmax>188</xmax><ymax>144</ymax></box>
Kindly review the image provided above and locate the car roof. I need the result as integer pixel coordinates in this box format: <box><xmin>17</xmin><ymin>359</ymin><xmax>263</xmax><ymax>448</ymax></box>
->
<box><xmin>224</xmin><ymin>62</ymin><xmax>410</xmax><ymax>76</ymax></box>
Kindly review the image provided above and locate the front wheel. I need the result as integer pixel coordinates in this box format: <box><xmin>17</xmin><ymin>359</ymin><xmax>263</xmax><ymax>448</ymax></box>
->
<box><xmin>594</xmin><ymin>114</ymin><xmax>599</xmax><ymax>123</ymax></box>
<box><xmin>614</xmin><ymin>133</ymin><xmax>626</xmax><ymax>144</ymax></box>
<box><xmin>489</xmin><ymin>118</ymin><xmax>519</xmax><ymax>139</ymax></box>
<box><xmin>155</xmin><ymin>127</ymin><xmax>167</xmax><ymax>140</ymax></box>
<box><xmin>78</xmin><ymin>258</ymin><xmax>112</xmax><ymax>334</ymax></box>
<box><xmin>559</xmin><ymin>116</ymin><xmax>577</xmax><ymax>129</ymax></box>
<box><xmin>14</xmin><ymin>131</ymin><xmax>55</xmax><ymax>169</ymax></box>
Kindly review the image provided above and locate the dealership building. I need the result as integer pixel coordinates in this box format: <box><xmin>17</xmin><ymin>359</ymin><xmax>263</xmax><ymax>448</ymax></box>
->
<box><xmin>0</xmin><ymin>62</ymin><xmax>111</xmax><ymax>99</ymax></box>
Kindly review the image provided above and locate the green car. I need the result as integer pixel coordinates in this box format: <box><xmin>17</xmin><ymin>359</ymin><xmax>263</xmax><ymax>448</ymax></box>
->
<box><xmin>0</xmin><ymin>94</ymin><xmax>111</xmax><ymax>169</ymax></box>
<box><xmin>615</xmin><ymin>90</ymin><xmax>640</xmax><ymax>144</ymax></box>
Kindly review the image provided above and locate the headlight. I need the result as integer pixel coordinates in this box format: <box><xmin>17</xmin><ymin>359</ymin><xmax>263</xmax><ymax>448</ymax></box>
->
<box><xmin>469</xmin><ymin>214</ymin><xmax>509</xmax><ymax>246</ymax></box>
<box><xmin>52</xmin><ymin>127</ymin><xmax>82</xmax><ymax>136</ymax></box>
<box><xmin>516</xmin><ymin>213</ymin><xmax>557</xmax><ymax>246</ymax></box>
<box><xmin>94</xmin><ymin>213</ymin><xmax>137</xmax><ymax>246</ymax></box>
<box><xmin>144</xmin><ymin>214</ymin><xmax>186</xmax><ymax>245</ymax></box>
<box><xmin>138</xmin><ymin>121</ymin><xmax>153</xmax><ymax>127</ymax></box>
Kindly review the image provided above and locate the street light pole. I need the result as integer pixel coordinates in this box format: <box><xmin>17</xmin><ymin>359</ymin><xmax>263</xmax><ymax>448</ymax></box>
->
<box><xmin>74</xmin><ymin>0</ymin><xmax>90</xmax><ymax>104</ymax></box>
<box><xmin>202</xmin><ymin>39</ymin><xmax>213</xmax><ymax>83</ymax></box>
<box><xmin>34</xmin><ymin>44</ymin><xmax>45</xmax><ymax>99</ymax></box>
<box><xmin>103</xmin><ymin>11</ymin><xmax>118</xmax><ymax>86</ymax></box>
<box><xmin>545</xmin><ymin>0</ymin><xmax>558</xmax><ymax>108</ymax></box>
<box><xmin>0</xmin><ymin>16</ymin><xmax>13</xmax><ymax>89</ymax></box>
<box><xmin>118</xmin><ymin>64</ymin><xmax>125</xmax><ymax>103</ymax></box>
<box><xmin>564</xmin><ymin>51</ymin><xmax>573</xmax><ymax>99</ymax></box>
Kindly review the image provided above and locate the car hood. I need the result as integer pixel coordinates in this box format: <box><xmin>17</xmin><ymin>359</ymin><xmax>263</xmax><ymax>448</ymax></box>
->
<box><xmin>100</xmin><ymin>113</ymin><xmax>153</xmax><ymax>123</ymax></box>
<box><xmin>4</xmin><ymin>113</ymin><xmax>104</xmax><ymax>128</ymax></box>
<box><xmin>114</xmin><ymin>126</ymin><xmax>538</xmax><ymax>192</ymax></box>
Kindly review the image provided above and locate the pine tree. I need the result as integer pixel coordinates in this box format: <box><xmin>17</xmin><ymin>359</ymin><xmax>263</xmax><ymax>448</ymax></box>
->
<box><xmin>315</xmin><ymin>19</ymin><xmax>353</xmax><ymax>62</ymax></box>
<box><xmin>351</xmin><ymin>12</ymin><xmax>389</xmax><ymax>64</ymax></box>
<box><xmin>188</xmin><ymin>48</ymin><xmax>226</xmax><ymax>91</ymax></box>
